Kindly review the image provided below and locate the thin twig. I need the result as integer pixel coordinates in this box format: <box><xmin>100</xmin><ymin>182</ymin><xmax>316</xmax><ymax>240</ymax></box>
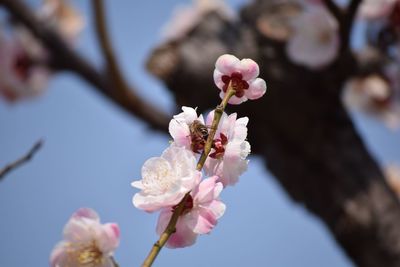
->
<box><xmin>110</xmin><ymin>256</ymin><xmax>119</xmax><ymax>267</ymax></box>
<box><xmin>0</xmin><ymin>0</ymin><xmax>169</xmax><ymax>132</ymax></box>
<box><xmin>0</xmin><ymin>140</ymin><xmax>43</xmax><ymax>180</ymax></box>
<box><xmin>92</xmin><ymin>0</ymin><xmax>125</xmax><ymax>88</ymax></box>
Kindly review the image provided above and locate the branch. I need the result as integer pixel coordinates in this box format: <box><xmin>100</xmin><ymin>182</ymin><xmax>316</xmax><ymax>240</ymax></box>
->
<box><xmin>323</xmin><ymin>0</ymin><xmax>342</xmax><ymax>22</ymax></box>
<box><xmin>92</xmin><ymin>0</ymin><xmax>125</xmax><ymax>86</ymax></box>
<box><xmin>90</xmin><ymin>0</ymin><xmax>170</xmax><ymax>130</ymax></box>
<box><xmin>340</xmin><ymin>0</ymin><xmax>362</xmax><ymax>52</ymax></box>
<box><xmin>0</xmin><ymin>140</ymin><xmax>43</xmax><ymax>180</ymax></box>
<box><xmin>142</xmin><ymin>85</ymin><xmax>236</xmax><ymax>267</ymax></box>
<box><xmin>0</xmin><ymin>0</ymin><xmax>169</xmax><ymax>132</ymax></box>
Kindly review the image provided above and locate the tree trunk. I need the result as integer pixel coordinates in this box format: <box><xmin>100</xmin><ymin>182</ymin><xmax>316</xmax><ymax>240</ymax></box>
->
<box><xmin>146</xmin><ymin>5</ymin><xmax>400</xmax><ymax>266</ymax></box>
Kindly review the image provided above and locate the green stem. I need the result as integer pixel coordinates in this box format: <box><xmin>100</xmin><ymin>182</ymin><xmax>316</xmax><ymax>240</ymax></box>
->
<box><xmin>141</xmin><ymin>85</ymin><xmax>236</xmax><ymax>267</ymax></box>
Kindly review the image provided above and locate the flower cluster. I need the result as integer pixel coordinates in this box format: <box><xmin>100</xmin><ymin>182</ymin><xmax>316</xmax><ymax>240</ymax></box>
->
<box><xmin>132</xmin><ymin>54</ymin><xmax>266</xmax><ymax>248</ymax></box>
<box><xmin>0</xmin><ymin>0</ymin><xmax>83</xmax><ymax>102</ymax></box>
<box><xmin>50</xmin><ymin>208</ymin><xmax>120</xmax><ymax>267</ymax></box>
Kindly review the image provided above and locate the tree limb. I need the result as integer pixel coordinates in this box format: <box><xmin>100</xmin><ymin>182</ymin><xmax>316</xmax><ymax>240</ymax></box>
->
<box><xmin>323</xmin><ymin>0</ymin><xmax>342</xmax><ymax>22</ymax></box>
<box><xmin>340</xmin><ymin>0</ymin><xmax>362</xmax><ymax>53</ymax></box>
<box><xmin>0</xmin><ymin>0</ymin><xmax>169</xmax><ymax>132</ymax></box>
<box><xmin>0</xmin><ymin>140</ymin><xmax>43</xmax><ymax>180</ymax></box>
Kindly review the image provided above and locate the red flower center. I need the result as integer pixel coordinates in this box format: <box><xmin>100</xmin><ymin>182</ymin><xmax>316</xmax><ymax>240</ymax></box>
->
<box><xmin>13</xmin><ymin>52</ymin><xmax>32</xmax><ymax>81</ymax></box>
<box><xmin>210</xmin><ymin>133</ymin><xmax>228</xmax><ymax>159</ymax></box>
<box><xmin>221</xmin><ymin>72</ymin><xmax>249</xmax><ymax>98</ymax></box>
<box><xmin>172</xmin><ymin>194</ymin><xmax>194</xmax><ymax>215</ymax></box>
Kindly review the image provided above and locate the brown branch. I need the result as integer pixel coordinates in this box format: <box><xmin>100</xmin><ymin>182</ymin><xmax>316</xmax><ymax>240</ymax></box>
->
<box><xmin>92</xmin><ymin>0</ymin><xmax>125</xmax><ymax>86</ymax></box>
<box><xmin>0</xmin><ymin>140</ymin><xmax>43</xmax><ymax>180</ymax></box>
<box><xmin>323</xmin><ymin>0</ymin><xmax>342</xmax><ymax>22</ymax></box>
<box><xmin>0</xmin><ymin>0</ymin><xmax>169</xmax><ymax>132</ymax></box>
<box><xmin>340</xmin><ymin>0</ymin><xmax>362</xmax><ymax>53</ymax></box>
<box><xmin>91</xmin><ymin>0</ymin><xmax>167</xmax><ymax>130</ymax></box>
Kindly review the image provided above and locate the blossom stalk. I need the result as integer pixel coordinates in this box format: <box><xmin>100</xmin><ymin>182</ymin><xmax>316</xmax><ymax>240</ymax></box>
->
<box><xmin>141</xmin><ymin>83</ymin><xmax>236</xmax><ymax>267</ymax></box>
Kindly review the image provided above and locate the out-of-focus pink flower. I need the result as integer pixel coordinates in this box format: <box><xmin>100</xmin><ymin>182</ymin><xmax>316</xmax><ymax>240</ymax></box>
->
<box><xmin>204</xmin><ymin>110</ymin><xmax>250</xmax><ymax>186</ymax></box>
<box><xmin>286</xmin><ymin>5</ymin><xmax>339</xmax><ymax>69</ymax></box>
<box><xmin>132</xmin><ymin>145</ymin><xmax>202</xmax><ymax>212</ymax></box>
<box><xmin>255</xmin><ymin>0</ymin><xmax>302</xmax><ymax>42</ymax></box>
<box><xmin>162</xmin><ymin>0</ymin><xmax>235</xmax><ymax>42</ymax></box>
<box><xmin>214</xmin><ymin>54</ymin><xmax>267</xmax><ymax>104</ymax></box>
<box><xmin>358</xmin><ymin>0</ymin><xmax>398</xmax><ymax>20</ymax></box>
<box><xmin>50</xmin><ymin>208</ymin><xmax>120</xmax><ymax>267</ymax></box>
<box><xmin>38</xmin><ymin>0</ymin><xmax>84</xmax><ymax>44</ymax></box>
<box><xmin>343</xmin><ymin>74</ymin><xmax>400</xmax><ymax>129</ymax></box>
<box><xmin>0</xmin><ymin>27</ymin><xmax>49</xmax><ymax>102</ymax></box>
<box><xmin>169</xmin><ymin>106</ymin><xmax>207</xmax><ymax>153</ymax></box>
<box><xmin>385</xmin><ymin>164</ymin><xmax>400</xmax><ymax>196</ymax></box>
<box><xmin>156</xmin><ymin>176</ymin><xmax>226</xmax><ymax>248</ymax></box>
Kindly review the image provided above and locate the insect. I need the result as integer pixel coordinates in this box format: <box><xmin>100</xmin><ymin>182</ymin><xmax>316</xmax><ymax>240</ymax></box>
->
<box><xmin>189</xmin><ymin>120</ymin><xmax>209</xmax><ymax>153</ymax></box>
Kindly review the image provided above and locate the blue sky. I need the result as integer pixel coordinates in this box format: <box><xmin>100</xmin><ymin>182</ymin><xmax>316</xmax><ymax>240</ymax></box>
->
<box><xmin>0</xmin><ymin>1</ymin><xmax>399</xmax><ymax>266</ymax></box>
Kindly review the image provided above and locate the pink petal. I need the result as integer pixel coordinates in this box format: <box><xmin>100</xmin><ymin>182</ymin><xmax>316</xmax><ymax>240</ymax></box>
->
<box><xmin>232</xmin><ymin>117</ymin><xmax>249</xmax><ymax>141</ymax></box>
<box><xmin>238</xmin><ymin>58</ymin><xmax>260</xmax><ymax>81</ymax></box>
<box><xmin>63</xmin><ymin>212</ymin><xmax>98</xmax><ymax>243</ymax></box>
<box><xmin>132</xmin><ymin>189</ymin><xmax>182</xmax><ymax>213</ymax></box>
<box><xmin>208</xmin><ymin>199</ymin><xmax>226</xmax><ymax>219</ymax></box>
<box><xmin>181</xmin><ymin>106</ymin><xmax>198</xmax><ymax>124</ymax></box>
<box><xmin>168</xmin><ymin>119</ymin><xmax>191</xmax><ymax>147</ymax></box>
<box><xmin>213</xmin><ymin>182</ymin><xmax>224</xmax><ymax>199</ymax></box>
<box><xmin>49</xmin><ymin>242</ymin><xmax>67</xmax><ymax>267</ymax></box>
<box><xmin>156</xmin><ymin>209</ymin><xmax>198</xmax><ymax>248</ymax></box>
<box><xmin>213</xmin><ymin>69</ymin><xmax>225</xmax><ymax>90</ymax></box>
<box><xmin>193</xmin><ymin>176</ymin><xmax>219</xmax><ymax>204</ymax></box>
<box><xmin>72</xmin><ymin>207</ymin><xmax>100</xmax><ymax>221</ymax></box>
<box><xmin>187</xmin><ymin>208</ymin><xmax>217</xmax><ymax>234</ymax></box>
<box><xmin>97</xmin><ymin>223</ymin><xmax>120</xmax><ymax>254</ymax></box>
<box><xmin>246</xmin><ymin>78</ymin><xmax>267</xmax><ymax>100</ymax></box>
<box><xmin>222</xmin><ymin>159</ymin><xmax>248</xmax><ymax>186</ymax></box>
<box><xmin>227</xmin><ymin>94</ymin><xmax>247</xmax><ymax>105</ymax></box>
<box><xmin>204</xmin><ymin>157</ymin><xmax>223</xmax><ymax>178</ymax></box>
<box><xmin>156</xmin><ymin>209</ymin><xmax>171</xmax><ymax>235</ymax></box>
<box><xmin>215</xmin><ymin>54</ymin><xmax>240</xmax><ymax>75</ymax></box>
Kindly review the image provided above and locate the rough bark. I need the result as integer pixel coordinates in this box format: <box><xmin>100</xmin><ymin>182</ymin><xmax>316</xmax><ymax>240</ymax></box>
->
<box><xmin>146</xmin><ymin>4</ymin><xmax>400</xmax><ymax>267</ymax></box>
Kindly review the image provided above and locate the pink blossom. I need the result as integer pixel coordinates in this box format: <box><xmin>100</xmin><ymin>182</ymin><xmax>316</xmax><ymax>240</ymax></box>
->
<box><xmin>50</xmin><ymin>208</ymin><xmax>120</xmax><ymax>267</ymax></box>
<box><xmin>168</xmin><ymin>106</ymin><xmax>206</xmax><ymax>153</ymax></box>
<box><xmin>38</xmin><ymin>0</ymin><xmax>84</xmax><ymax>44</ymax></box>
<box><xmin>385</xmin><ymin>164</ymin><xmax>400</xmax><ymax>196</ymax></box>
<box><xmin>204</xmin><ymin>110</ymin><xmax>250</xmax><ymax>186</ymax></box>
<box><xmin>132</xmin><ymin>145</ymin><xmax>202</xmax><ymax>212</ymax></box>
<box><xmin>0</xmin><ymin>27</ymin><xmax>49</xmax><ymax>102</ymax></box>
<box><xmin>156</xmin><ymin>176</ymin><xmax>226</xmax><ymax>248</ymax></box>
<box><xmin>213</xmin><ymin>54</ymin><xmax>267</xmax><ymax>105</ymax></box>
<box><xmin>162</xmin><ymin>0</ymin><xmax>235</xmax><ymax>42</ymax></box>
<box><xmin>343</xmin><ymin>74</ymin><xmax>400</xmax><ymax>129</ymax></box>
<box><xmin>286</xmin><ymin>5</ymin><xmax>339</xmax><ymax>69</ymax></box>
<box><xmin>358</xmin><ymin>0</ymin><xmax>398</xmax><ymax>20</ymax></box>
